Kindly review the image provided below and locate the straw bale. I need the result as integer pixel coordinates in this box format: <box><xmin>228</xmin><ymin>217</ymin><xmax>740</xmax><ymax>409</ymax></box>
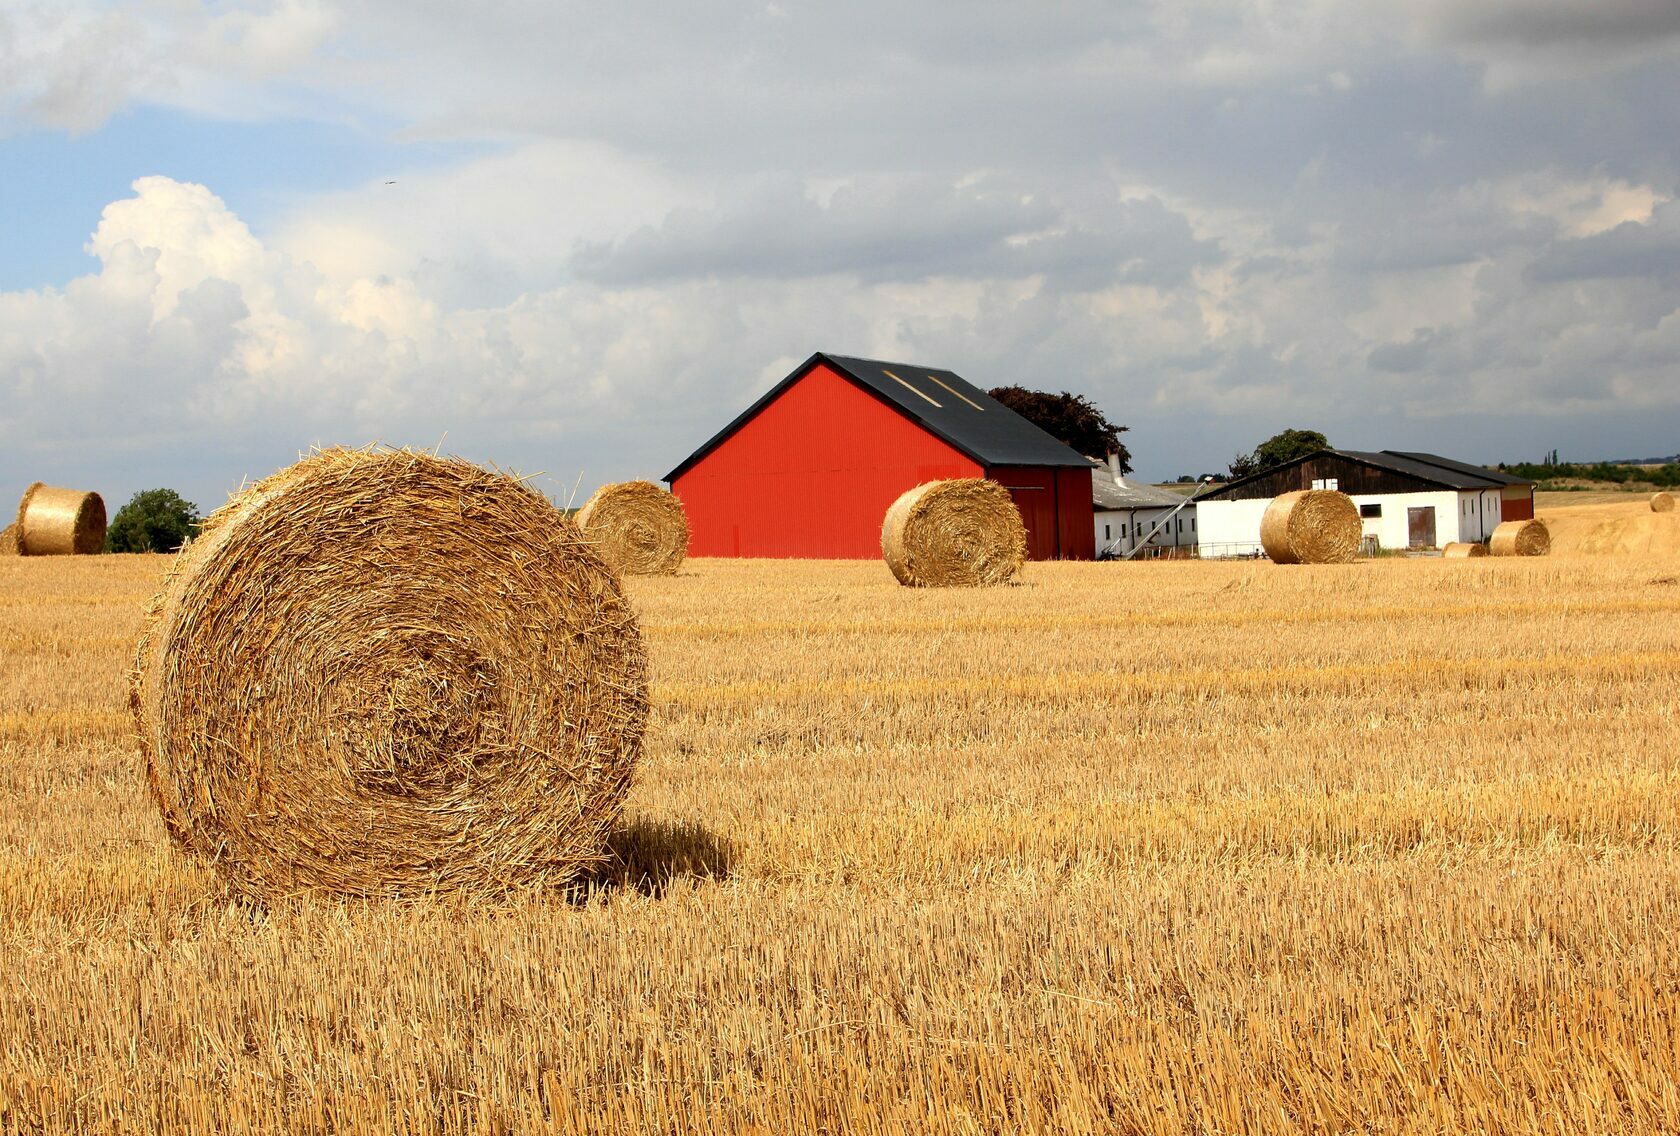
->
<box><xmin>1441</xmin><ymin>542</ymin><xmax>1487</xmax><ymax>558</ymax></box>
<box><xmin>1259</xmin><ymin>490</ymin><xmax>1361</xmax><ymax>564</ymax></box>
<box><xmin>0</xmin><ymin>523</ymin><xmax>16</xmax><ymax>555</ymax></box>
<box><xmin>1652</xmin><ymin>492</ymin><xmax>1675</xmax><ymax>514</ymax></box>
<box><xmin>1489</xmin><ymin>518</ymin><xmax>1551</xmax><ymax>557</ymax></box>
<box><xmin>131</xmin><ymin>447</ymin><xmax>648</xmax><ymax>900</ymax></box>
<box><xmin>881</xmin><ymin>479</ymin><xmax>1027</xmax><ymax>587</ymax></box>
<box><xmin>574</xmin><ymin>480</ymin><xmax>687</xmax><ymax>575</ymax></box>
<box><xmin>15</xmin><ymin>483</ymin><xmax>106</xmax><ymax>555</ymax></box>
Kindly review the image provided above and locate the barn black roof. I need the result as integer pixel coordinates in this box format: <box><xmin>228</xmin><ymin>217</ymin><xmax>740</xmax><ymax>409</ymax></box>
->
<box><xmin>1382</xmin><ymin>451</ymin><xmax>1534</xmax><ymax>488</ymax></box>
<box><xmin>665</xmin><ymin>352</ymin><xmax>1092</xmax><ymax>481</ymax></box>
<box><xmin>1201</xmin><ymin>448</ymin><xmax>1534</xmax><ymax>499</ymax></box>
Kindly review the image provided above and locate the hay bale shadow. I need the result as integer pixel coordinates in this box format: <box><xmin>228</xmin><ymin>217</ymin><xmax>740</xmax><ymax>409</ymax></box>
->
<box><xmin>575</xmin><ymin>817</ymin><xmax>734</xmax><ymax>901</ymax></box>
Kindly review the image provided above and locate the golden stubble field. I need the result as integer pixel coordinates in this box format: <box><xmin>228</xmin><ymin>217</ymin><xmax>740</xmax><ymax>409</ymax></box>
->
<box><xmin>2</xmin><ymin>549</ymin><xmax>1679</xmax><ymax>1134</ymax></box>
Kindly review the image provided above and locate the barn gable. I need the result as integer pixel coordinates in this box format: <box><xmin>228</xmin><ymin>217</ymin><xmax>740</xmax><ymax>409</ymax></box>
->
<box><xmin>665</xmin><ymin>352</ymin><xmax>1089</xmax><ymax>482</ymax></box>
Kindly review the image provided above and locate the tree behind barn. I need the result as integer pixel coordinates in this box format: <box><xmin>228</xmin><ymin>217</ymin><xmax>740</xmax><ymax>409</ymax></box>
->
<box><xmin>987</xmin><ymin>386</ymin><xmax>1131</xmax><ymax>473</ymax></box>
<box><xmin>1229</xmin><ymin>428</ymin><xmax>1330</xmax><ymax>479</ymax></box>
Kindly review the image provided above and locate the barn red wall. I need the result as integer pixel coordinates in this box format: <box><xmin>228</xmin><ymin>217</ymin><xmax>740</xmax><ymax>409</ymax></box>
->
<box><xmin>986</xmin><ymin>465</ymin><xmax>1095</xmax><ymax>561</ymax></box>
<box><xmin>672</xmin><ymin>364</ymin><xmax>981</xmax><ymax>558</ymax></box>
<box><xmin>1056</xmin><ymin>466</ymin><xmax>1096</xmax><ymax>560</ymax></box>
<box><xmin>987</xmin><ymin>465</ymin><xmax>1058</xmax><ymax>560</ymax></box>
<box><xmin>1501</xmin><ymin>487</ymin><xmax>1535</xmax><ymax>521</ymax></box>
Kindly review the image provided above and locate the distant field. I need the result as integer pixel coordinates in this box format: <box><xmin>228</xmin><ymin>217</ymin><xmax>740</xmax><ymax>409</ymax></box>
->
<box><xmin>1537</xmin><ymin>487</ymin><xmax>1661</xmax><ymax>508</ymax></box>
<box><xmin>3</xmin><ymin>547</ymin><xmax>1679</xmax><ymax>1133</ymax></box>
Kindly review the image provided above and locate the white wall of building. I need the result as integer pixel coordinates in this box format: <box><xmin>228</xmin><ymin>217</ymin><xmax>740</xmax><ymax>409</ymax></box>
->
<box><xmin>1455</xmin><ymin>489</ymin><xmax>1503</xmax><ymax>542</ymax></box>
<box><xmin>1095</xmin><ymin>506</ymin><xmax>1198</xmax><ymax>556</ymax></box>
<box><xmin>1352</xmin><ymin>490</ymin><xmax>1456</xmax><ymax>550</ymax></box>
<box><xmin>1195</xmin><ymin>499</ymin><xmax>1272</xmax><ymax>557</ymax></box>
<box><xmin>1197</xmin><ymin>489</ymin><xmax>1507</xmax><ymax>558</ymax></box>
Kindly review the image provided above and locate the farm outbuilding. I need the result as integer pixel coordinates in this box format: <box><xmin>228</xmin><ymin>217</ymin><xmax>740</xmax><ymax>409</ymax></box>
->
<box><xmin>1091</xmin><ymin>459</ymin><xmax>1198</xmax><ymax>557</ymax></box>
<box><xmin>1196</xmin><ymin>449</ymin><xmax>1535</xmax><ymax>557</ymax></box>
<box><xmin>666</xmin><ymin>353</ymin><xmax>1095</xmax><ymax>560</ymax></box>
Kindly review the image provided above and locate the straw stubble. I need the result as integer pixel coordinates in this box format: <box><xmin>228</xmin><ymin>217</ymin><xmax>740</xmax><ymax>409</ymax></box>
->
<box><xmin>130</xmin><ymin>447</ymin><xmax>648</xmax><ymax>900</ymax></box>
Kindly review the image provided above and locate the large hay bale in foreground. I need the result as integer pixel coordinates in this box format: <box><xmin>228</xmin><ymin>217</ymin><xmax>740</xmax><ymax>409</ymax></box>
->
<box><xmin>1653</xmin><ymin>492</ymin><xmax>1675</xmax><ymax>514</ymax></box>
<box><xmin>1442</xmin><ymin>542</ymin><xmax>1487</xmax><ymax>559</ymax></box>
<box><xmin>1490</xmin><ymin>518</ymin><xmax>1551</xmax><ymax>557</ymax></box>
<box><xmin>881</xmin><ymin>479</ymin><xmax>1026</xmax><ymax>587</ymax></box>
<box><xmin>131</xmin><ymin>448</ymin><xmax>648</xmax><ymax>900</ymax></box>
<box><xmin>1259</xmin><ymin>490</ymin><xmax>1361</xmax><ymax>564</ymax></box>
<box><xmin>0</xmin><ymin>523</ymin><xmax>17</xmax><ymax>555</ymax></box>
<box><xmin>574</xmin><ymin>480</ymin><xmax>687</xmax><ymax>575</ymax></box>
<box><xmin>15</xmin><ymin>483</ymin><xmax>106</xmax><ymax>555</ymax></box>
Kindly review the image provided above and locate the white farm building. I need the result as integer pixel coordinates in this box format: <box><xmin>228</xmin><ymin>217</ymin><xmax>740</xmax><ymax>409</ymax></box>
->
<box><xmin>1091</xmin><ymin>459</ymin><xmax>1199</xmax><ymax>557</ymax></box>
<box><xmin>1195</xmin><ymin>449</ymin><xmax>1536</xmax><ymax>558</ymax></box>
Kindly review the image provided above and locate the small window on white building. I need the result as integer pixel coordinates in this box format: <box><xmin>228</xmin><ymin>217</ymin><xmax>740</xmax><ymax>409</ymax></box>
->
<box><xmin>1360</xmin><ymin>503</ymin><xmax>1382</xmax><ymax>519</ymax></box>
<box><xmin>1104</xmin><ymin>524</ymin><xmax>1111</xmax><ymax>540</ymax></box>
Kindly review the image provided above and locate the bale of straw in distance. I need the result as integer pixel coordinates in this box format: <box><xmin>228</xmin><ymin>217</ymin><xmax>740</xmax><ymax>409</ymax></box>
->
<box><xmin>1442</xmin><ymin>541</ymin><xmax>1488</xmax><ymax>558</ymax></box>
<box><xmin>573</xmin><ymin>480</ymin><xmax>688</xmax><ymax>575</ymax></box>
<box><xmin>15</xmin><ymin>483</ymin><xmax>106</xmax><ymax>555</ymax></box>
<box><xmin>1489</xmin><ymin>518</ymin><xmax>1551</xmax><ymax>557</ymax></box>
<box><xmin>1653</xmin><ymin>492</ymin><xmax>1675</xmax><ymax>514</ymax></box>
<box><xmin>0</xmin><ymin>522</ymin><xmax>17</xmax><ymax>555</ymax></box>
<box><xmin>131</xmin><ymin>447</ymin><xmax>649</xmax><ymax>900</ymax></box>
<box><xmin>1259</xmin><ymin>489</ymin><xmax>1362</xmax><ymax>564</ymax></box>
<box><xmin>881</xmin><ymin>479</ymin><xmax>1027</xmax><ymax>587</ymax></box>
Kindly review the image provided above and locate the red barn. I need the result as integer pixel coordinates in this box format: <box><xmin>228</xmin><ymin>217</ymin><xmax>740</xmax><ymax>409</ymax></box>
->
<box><xmin>665</xmin><ymin>353</ymin><xmax>1096</xmax><ymax>560</ymax></box>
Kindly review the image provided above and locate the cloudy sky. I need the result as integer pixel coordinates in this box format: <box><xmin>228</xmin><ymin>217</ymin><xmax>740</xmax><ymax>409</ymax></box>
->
<box><xmin>4</xmin><ymin>1</ymin><xmax>1680</xmax><ymax>513</ymax></box>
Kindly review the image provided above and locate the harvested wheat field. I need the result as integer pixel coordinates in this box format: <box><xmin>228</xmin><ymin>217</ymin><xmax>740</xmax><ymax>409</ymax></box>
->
<box><xmin>1540</xmin><ymin>496</ymin><xmax>1680</xmax><ymax>556</ymax></box>
<box><xmin>3</xmin><ymin>551</ymin><xmax>1680</xmax><ymax>1133</ymax></box>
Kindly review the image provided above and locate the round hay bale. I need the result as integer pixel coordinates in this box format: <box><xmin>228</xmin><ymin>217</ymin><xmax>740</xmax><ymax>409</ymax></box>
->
<box><xmin>131</xmin><ymin>447</ymin><xmax>648</xmax><ymax>900</ymax></box>
<box><xmin>1258</xmin><ymin>490</ymin><xmax>1361</xmax><ymax>564</ymax></box>
<box><xmin>0</xmin><ymin>522</ymin><xmax>17</xmax><ymax>556</ymax></box>
<box><xmin>1652</xmin><ymin>492</ymin><xmax>1675</xmax><ymax>514</ymax></box>
<box><xmin>573</xmin><ymin>480</ymin><xmax>687</xmax><ymax>575</ymax></box>
<box><xmin>1441</xmin><ymin>541</ymin><xmax>1487</xmax><ymax>558</ymax></box>
<box><xmin>881</xmin><ymin>479</ymin><xmax>1027</xmax><ymax>587</ymax></box>
<box><xmin>1489</xmin><ymin>518</ymin><xmax>1551</xmax><ymax>557</ymax></box>
<box><xmin>15</xmin><ymin>483</ymin><xmax>106</xmax><ymax>555</ymax></box>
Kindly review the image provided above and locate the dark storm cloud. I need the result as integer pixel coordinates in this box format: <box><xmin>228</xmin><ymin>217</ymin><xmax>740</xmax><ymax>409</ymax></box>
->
<box><xmin>1527</xmin><ymin>205</ymin><xmax>1680</xmax><ymax>283</ymax></box>
<box><xmin>1416</xmin><ymin>0</ymin><xmax>1680</xmax><ymax>50</ymax></box>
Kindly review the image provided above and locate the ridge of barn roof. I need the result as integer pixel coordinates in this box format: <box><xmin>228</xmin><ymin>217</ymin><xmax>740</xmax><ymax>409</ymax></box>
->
<box><xmin>1202</xmin><ymin>448</ymin><xmax>1532</xmax><ymax>498</ymax></box>
<box><xmin>1383</xmin><ymin>451</ymin><xmax>1534</xmax><ymax>487</ymax></box>
<box><xmin>665</xmin><ymin>352</ymin><xmax>1091</xmax><ymax>482</ymax></box>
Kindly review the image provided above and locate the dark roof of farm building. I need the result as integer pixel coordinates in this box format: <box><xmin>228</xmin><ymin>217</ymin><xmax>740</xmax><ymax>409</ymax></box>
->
<box><xmin>665</xmin><ymin>352</ymin><xmax>1092</xmax><ymax>481</ymax></box>
<box><xmin>1202</xmin><ymin>449</ymin><xmax>1535</xmax><ymax>499</ymax></box>
<box><xmin>1382</xmin><ymin>451</ymin><xmax>1534</xmax><ymax>487</ymax></box>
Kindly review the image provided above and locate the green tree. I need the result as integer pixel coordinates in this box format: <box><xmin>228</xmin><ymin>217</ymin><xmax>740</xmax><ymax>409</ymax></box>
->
<box><xmin>106</xmin><ymin>489</ymin><xmax>201</xmax><ymax>553</ymax></box>
<box><xmin>1229</xmin><ymin>428</ymin><xmax>1330</xmax><ymax>479</ymax></box>
<box><xmin>986</xmin><ymin>386</ymin><xmax>1131</xmax><ymax>472</ymax></box>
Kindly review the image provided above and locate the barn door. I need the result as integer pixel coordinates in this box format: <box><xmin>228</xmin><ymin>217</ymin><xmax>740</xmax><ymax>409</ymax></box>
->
<box><xmin>986</xmin><ymin>466</ymin><xmax>1059</xmax><ymax>559</ymax></box>
<box><xmin>1407</xmin><ymin>506</ymin><xmax>1436</xmax><ymax>549</ymax></box>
